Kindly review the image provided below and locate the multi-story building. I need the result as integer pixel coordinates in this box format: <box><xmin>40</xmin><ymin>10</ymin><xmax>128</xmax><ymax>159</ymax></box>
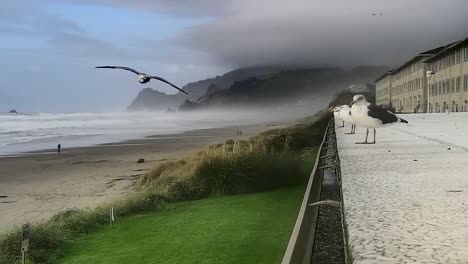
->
<box><xmin>375</xmin><ymin>72</ymin><xmax>392</xmax><ymax>107</ymax></box>
<box><xmin>390</xmin><ymin>46</ymin><xmax>449</xmax><ymax>113</ymax></box>
<box><xmin>374</xmin><ymin>44</ymin><xmax>455</xmax><ymax>113</ymax></box>
<box><xmin>425</xmin><ymin>38</ymin><xmax>468</xmax><ymax>113</ymax></box>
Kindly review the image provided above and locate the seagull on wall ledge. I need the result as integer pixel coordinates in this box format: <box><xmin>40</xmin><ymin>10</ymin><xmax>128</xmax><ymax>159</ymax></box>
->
<box><xmin>95</xmin><ymin>66</ymin><xmax>190</xmax><ymax>95</ymax></box>
<box><xmin>339</xmin><ymin>105</ymin><xmax>356</xmax><ymax>134</ymax></box>
<box><xmin>331</xmin><ymin>106</ymin><xmax>345</xmax><ymax>127</ymax></box>
<box><xmin>351</xmin><ymin>94</ymin><xmax>408</xmax><ymax>144</ymax></box>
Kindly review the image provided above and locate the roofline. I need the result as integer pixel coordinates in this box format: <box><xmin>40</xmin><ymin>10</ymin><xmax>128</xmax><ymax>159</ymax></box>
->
<box><xmin>390</xmin><ymin>54</ymin><xmax>434</xmax><ymax>75</ymax></box>
<box><xmin>386</xmin><ymin>42</ymin><xmax>458</xmax><ymax>75</ymax></box>
<box><xmin>424</xmin><ymin>38</ymin><xmax>468</xmax><ymax>63</ymax></box>
<box><xmin>374</xmin><ymin>71</ymin><xmax>392</xmax><ymax>83</ymax></box>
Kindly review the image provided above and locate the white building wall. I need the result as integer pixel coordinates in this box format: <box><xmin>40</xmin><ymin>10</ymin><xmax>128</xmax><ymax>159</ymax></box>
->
<box><xmin>427</xmin><ymin>45</ymin><xmax>468</xmax><ymax>113</ymax></box>
<box><xmin>391</xmin><ymin>58</ymin><xmax>428</xmax><ymax>113</ymax></box>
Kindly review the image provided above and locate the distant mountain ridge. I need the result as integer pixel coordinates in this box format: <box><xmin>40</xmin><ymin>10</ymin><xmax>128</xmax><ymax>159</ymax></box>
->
<box><xmin>127</xmin><ymin>65</ymin><xmax>287</xmax><ymax>111</ymax></box>
<box><xmin>179</xmin><ymin>66</ymin><xmax>388</xmax><ymax>110</ymax></box>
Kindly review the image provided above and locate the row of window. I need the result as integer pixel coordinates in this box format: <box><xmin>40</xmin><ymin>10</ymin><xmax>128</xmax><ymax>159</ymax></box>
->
<box><xmin>390</xmin><ymin>96</ymin><xmax>423</xmax><ymax>112</ymax></box>
<box><xmin>429</xmin><ymin>46</ymin><xmax>468</xmax><ymax>72</ymax></box>
<box><xmin>376</xmin><ymin>87</ymin><xmax>390</xmax><ymax>97</ymax></box>
<box><xmin>392</xmin><ymin>78</ymin><xmax>423</xmax><ymax>95</ymax></box>
<box><xmin>393</xmin><ymin>60</ymin><xmax>423</xmax><ymax>80</ymax></box>
<box><xmin>430</xmin><ymin>75</ymin><xmax>468</xmax><ymax>96</ymax></box>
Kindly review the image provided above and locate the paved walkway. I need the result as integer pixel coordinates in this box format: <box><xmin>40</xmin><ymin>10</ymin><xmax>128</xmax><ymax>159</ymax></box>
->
<box><xmin>337</xmin><ymin>113</ymin><xmax>468</xmax><ymax>264</ymax></box>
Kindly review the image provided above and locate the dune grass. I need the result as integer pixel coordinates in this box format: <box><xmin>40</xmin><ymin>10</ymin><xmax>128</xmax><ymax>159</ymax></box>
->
<box><xmin>59</xmin><ymin>186</ymin><xmax>305</xmax><ymax>264</ymax></box>
<box><xmin>57</xmin><ymin>148</ymin><xmax>319</xmax><ymax>264</ymax></box>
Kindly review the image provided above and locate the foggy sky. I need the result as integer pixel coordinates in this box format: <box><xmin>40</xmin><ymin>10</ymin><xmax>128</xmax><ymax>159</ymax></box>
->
<box><xmin>1</xmin><ymin>0</ymin><xmax>468</xmax><ymax>112</ymax></box>
<box><xmin>86</xmin><ymin>0</ymin><xmax>468</xmax><ymax>67</ymax></box>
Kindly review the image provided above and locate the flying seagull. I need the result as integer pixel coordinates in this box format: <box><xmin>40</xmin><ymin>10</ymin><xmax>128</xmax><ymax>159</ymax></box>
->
<box><xmin>350</xmin><ymin>94</ymin><xmax>408</xmax><ymax>144</ymax></box>
<box><xmin>95</xmin><ymin>66</ymin><xmax>189</xmax><ymax>95</ymax></box>
<box><xmin>339</xmin><ymin>105</ymin><xmax>356</xmax><ymax>134</ymax></box>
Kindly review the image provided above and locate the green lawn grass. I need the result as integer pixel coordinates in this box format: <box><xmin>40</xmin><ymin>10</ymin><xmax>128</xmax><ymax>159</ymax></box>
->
<box><xmin>59</xmin><ymin>186</ymin><xmax>305</xmax><ymax>264</ymax></box>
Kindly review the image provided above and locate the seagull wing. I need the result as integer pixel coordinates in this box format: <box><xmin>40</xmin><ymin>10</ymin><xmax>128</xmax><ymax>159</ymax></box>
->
<box><xmin>367</xmin><ymin>104</ymin><xmax>398</xmax><ymax>124</ymax></box>
<box><xmin>95</xmin><ymin>66</ymin><xmax>141</xmax><ymax>75</ymax></box>
<box><xmin>150</xmin><ymin>76</ymin><xmax>190</xmax><ymax>95</ymax></box>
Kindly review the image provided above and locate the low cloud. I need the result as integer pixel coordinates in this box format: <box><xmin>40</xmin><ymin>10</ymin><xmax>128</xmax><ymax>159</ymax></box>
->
<box><xmin>72</xmin><ymin>0</ymin><xmax>468</xmax><ymax>68</ymax></box>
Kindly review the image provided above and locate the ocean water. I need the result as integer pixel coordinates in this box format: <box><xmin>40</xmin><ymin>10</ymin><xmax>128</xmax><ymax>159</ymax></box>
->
<box><xmin>0</xmin><ymin>111</ymin><xmax>256</xmax><ymax>155</ymax></box>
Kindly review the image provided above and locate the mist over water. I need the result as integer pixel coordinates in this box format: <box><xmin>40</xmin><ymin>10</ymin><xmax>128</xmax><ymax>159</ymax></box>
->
<box><xmin>0</xmin><ymin>105</ymin><xmax>322</xmax><ymax>155</ymax></box>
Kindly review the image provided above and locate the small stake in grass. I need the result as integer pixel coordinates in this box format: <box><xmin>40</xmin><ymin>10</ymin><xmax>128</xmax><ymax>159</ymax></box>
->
<box><xmin>21</xmin><ymin>223</ymin><xmax>30</xmax><ymax>264</ymax></box>
<box><xmin>110</xmin><ymin>207</ymin><xmax>115</xmax><ymax>227</ymax></box>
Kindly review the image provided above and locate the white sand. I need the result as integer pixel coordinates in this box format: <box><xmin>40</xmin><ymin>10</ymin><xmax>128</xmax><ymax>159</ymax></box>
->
<box><xmin>336</xmin><ymin>113</ymin><xmax>468</xmax><ymax>264</ymax></box>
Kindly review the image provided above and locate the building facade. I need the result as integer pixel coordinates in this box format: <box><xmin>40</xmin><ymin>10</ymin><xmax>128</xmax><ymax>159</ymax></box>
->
<box><xmin>375</xmin><ymin>72</ymin><xmax>392</xmax><ymax>107</ymax></box>
<box><xmin>390</xmin><ymin>56</ymin><xmax>429</xmax><ymax>113</ymax></box>
<box><xmin>374</xmin><ymin>42</ymin><xmax>460</xmax><ymax>113</ymax></box>
<box><xmin>425</xmin><ymin>39</ymin><xmax>468</xmax><ymax>113</ymax></box>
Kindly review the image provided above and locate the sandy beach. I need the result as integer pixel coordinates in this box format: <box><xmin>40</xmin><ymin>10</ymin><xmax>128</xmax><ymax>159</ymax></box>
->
<box><xmin>0</xmin><ymin>123</ymin><xmax>281</xmax><ymax>233</ymax></box>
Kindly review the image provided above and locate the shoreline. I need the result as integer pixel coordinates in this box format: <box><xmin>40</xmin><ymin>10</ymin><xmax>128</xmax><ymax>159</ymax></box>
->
<box><xmin>0</xmin><ymin>122</ymin><xmax>286</xmax><ymax>233</ymax></box>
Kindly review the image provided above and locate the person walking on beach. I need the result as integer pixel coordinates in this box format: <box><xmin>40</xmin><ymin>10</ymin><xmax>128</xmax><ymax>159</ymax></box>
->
<box><xmin>57</xmin><ymin>144</ymin><xmax>61</xmax><ymax>153</ymax></box>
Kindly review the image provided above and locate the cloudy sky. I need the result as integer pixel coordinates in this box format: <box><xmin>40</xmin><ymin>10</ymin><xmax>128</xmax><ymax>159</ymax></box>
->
<box><xmin>1</xmin><ymin>0</ymin><xmax>467</xmax><ymax>112</ymax></box>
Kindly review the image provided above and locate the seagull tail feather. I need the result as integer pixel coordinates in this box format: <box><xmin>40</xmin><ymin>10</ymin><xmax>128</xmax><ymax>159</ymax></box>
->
<box><xmin>399</xmin><ymin>118</ymin><xmax>408</xmax><ymax>124</ymax></box>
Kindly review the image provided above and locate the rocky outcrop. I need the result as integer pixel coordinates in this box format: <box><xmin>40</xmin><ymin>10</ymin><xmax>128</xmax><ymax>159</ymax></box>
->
<box><xmin>178</xmin><ymin>100</ymin><xmax>199</xmax><ymax>111</ymax></box>
<box><xmin>127</xmin><ymin>88</ymin><xmax>185</xmax><ymax>111</ymax></box>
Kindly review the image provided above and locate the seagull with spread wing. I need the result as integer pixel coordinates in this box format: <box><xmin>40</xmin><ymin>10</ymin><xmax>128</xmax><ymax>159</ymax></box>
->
<box><xmin>95</xmin><ymin>66</ymin><xmax>189</xmax><ymax>95</ymax></box>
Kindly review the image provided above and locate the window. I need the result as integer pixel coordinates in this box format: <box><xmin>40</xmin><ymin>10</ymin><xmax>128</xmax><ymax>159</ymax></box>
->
<box><xmin>451</xmin><ymin>78</ymin><xmax>455</xmax><ymax>92</ymax></box>
<box><xmin>444</xmin><ymin>81</ymin><xmax>447</xmax><ymax>94</ymax></box>
<box><xmin>451</xmin><ymin>53</ymin><xmax>455</xmax><ymax>65</ymax></box>
<box><xmin>465</xmin><ymin>46</ymin><xmax>468</xmax><ymax>61</ymax></box>
<box><xmin>439</xmin><ymin>81</ymin><xmax>442</xmax><ymax>94</ymax></box>
<box><xmin>456</xmin><ymin>77</ymin><xmax>461</xmax><ymax>92</ymax></box>
<box><xmin>456</xmin><ymin>50</ymin><xmax>461</xmax><ymax>64</ymax></box>
<box><xmin>464</xmin><ymin>75</ymin><xmax>468</xmax><ymax>92</ymax></box>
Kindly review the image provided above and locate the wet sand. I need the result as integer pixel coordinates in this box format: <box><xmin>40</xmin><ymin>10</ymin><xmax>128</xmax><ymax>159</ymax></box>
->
<box><xmin>0</xmin><ymin>124</ymin><xmax>282</xmax><ymax>233</ymax></box>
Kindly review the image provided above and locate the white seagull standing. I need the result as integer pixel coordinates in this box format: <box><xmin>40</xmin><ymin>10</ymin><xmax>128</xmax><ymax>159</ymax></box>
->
<box><xmin>95</xmin><ymin>66</ymin><xmax>189</xmax><ymax>95</ymax></box>
<box><xmin>332</xmin><ymin>106</ymin><xmax>345</xmax><ymax>127</ymax></box>
<box><xmin>339</xmin><ymin>105</ymin><xmax>356</xmax><ymax>134</ymax></box>
<box><xmin>350</xmin><ymin>94</ymin><xmax>408</xmax><ymax>144</ymax></box>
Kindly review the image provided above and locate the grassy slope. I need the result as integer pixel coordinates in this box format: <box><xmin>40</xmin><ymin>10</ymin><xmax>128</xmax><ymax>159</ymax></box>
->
<box><xmin>59</xmin><ymin>187</ymin><xmax>304</xmax><ymax>264</ymax></box>
<box><xmin>59</xmin><ymin>149</ymin><xmax>318</xmax><ymax>264</ymax></box>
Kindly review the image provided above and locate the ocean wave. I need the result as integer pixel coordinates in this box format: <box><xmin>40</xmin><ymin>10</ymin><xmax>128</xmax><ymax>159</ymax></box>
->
<box><xmin>0</xmin><ymin>111</ymin><xmax>256</xmax><ymax>155</ymax></box>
